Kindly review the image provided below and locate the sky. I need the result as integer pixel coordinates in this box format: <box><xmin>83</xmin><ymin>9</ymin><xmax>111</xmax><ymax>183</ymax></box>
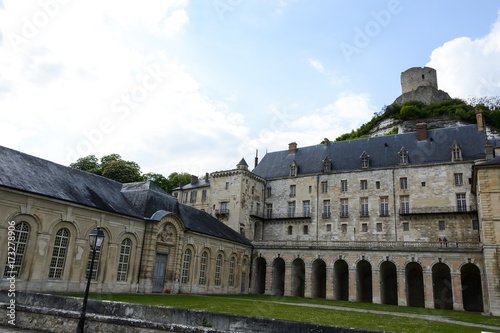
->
<box><xmin>1</xmin><ymin>1</ymin><xmax>500</xmax><ymax>178</ymax></box>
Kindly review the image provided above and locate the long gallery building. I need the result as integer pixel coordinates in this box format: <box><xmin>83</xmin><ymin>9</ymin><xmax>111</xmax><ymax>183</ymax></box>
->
<box><xmin>1</xmin><ymin>67</ymin><xmax>500</xmax><ymax>316</ymax></box>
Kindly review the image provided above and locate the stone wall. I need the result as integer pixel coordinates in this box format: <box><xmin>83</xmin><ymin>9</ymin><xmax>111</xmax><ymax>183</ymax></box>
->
<box><xmin>0</xmin><ymin>291</ymin><xmax>383</xmax><ymax>333</ymax></box>
<box><xmin>401</xmin><ymin>67</ymin><xmax>438</xmax><ymax>94</ymax></box>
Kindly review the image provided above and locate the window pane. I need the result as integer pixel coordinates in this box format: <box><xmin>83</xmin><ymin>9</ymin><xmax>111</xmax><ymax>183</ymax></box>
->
<box><xmin>49</xmin><ymin>228</ymin><xmax>70</xmax><ymax>279</ymax></box>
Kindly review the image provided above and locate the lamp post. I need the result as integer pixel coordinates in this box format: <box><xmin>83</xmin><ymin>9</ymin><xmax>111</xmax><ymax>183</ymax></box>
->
<box><xmin>76</xmin><ymin>226</ymin><xmax>105</xmax><ymax>333</ymax></box>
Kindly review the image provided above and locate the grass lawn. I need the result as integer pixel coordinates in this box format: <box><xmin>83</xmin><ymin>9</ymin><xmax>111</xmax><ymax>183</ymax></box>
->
<box><xmin>68</xmin><ymin>293</ymin><xmax>500</xmax><ymax>333</ymax></box>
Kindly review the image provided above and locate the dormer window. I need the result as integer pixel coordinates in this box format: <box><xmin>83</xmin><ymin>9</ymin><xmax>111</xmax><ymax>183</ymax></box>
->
<box><xmin>322</xmin><ymin>156</ymin><xmax>331</xmax><ymax>173</ymax></box>
<box><xmin>290</xmin><ymin>161</ymin><xmax>298</xmax><ymax>177</ymax></box>
<box><xmin>399</xmin><ymin>147</ymin><xmax>409</xmax><ymax>166</ymax></box>
<box><xmin>451</xmin><ymin>141</ymin><xmax>462</xmax><ymax>162</ymax></box>
<box><xmin>360</xmin><ymin>151</ymin><xmax>369</xmax><ymax>169</ymax></box>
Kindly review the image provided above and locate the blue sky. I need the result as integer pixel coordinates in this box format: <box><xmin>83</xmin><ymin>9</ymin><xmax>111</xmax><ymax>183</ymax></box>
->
<box><xmin>1</xmin><ymin>1</ymin><xmax>499</xmax><ymax>177</ymax></box>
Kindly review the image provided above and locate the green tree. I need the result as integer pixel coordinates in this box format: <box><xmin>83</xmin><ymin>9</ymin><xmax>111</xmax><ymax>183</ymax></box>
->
<box><xmin>141</xmin><ymin>172</ymin><xmax>170</xmax><ymax>192</ymax></box>
<box><xmin>167</xmin><ymin>172</ymin><xmax>192</xmax><ymax>193</ymax></box>
<box><xmin>102</xmin><ymin>160</ymin><xmax>141</xmax><ymax>183</ymax></box>
<box><xmin>69</xmin><ymin>155</ymin><xmax>101</xmax><ymax>175</ymax></box>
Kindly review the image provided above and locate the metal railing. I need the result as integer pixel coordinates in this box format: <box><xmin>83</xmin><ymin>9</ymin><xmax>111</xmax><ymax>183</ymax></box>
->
<box><xmin>252</xmin><ymin>240</ymin><xmax>482</xmax><ymax>250</ymax></box>
<box><xmin>400</xmin><ymin>205</ymin><xmax>477</xmax><ymax>215</ymax></box>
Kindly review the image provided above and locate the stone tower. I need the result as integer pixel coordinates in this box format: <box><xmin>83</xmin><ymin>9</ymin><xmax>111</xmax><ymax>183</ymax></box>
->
<box><xmin>392</xmin><ymin>66</ymin><xmax>450</xmax><ymax>105</ymax></box>
<box><xmin>401</xmin><ymin>67</ymin><xmax>438</xmax><ymax>94</ymax></box>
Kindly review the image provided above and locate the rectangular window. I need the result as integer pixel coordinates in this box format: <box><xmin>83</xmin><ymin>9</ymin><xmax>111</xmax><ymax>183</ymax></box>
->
<box><xmin>340</xmin><ymin>198</ymin><xmax>348</xmax><ymax>217</ymax></box>
<box><xmin>360</xmin><ymin>197</ymin><xmax>369</xmax><ymax>216</ymax></box>
<box><xmin>376</xmin><ymin>181</ymin><xmax>380</xmax><ymax>189</ymax></box>
<box><xmin>303</xmin><ymin>201</ymin><xmax>311</xmax><ymax>217</ymax></box>
<box><xmin>182</xmin><ymin>192</ymin><xmax>188</xmax><ymax>204</ymax></box>
<box><xmin>457</xmin><ymin>193</ymin><xmax>467</xmax><ymax>212</ymax></box>
<box><xmin>174</xmin><ymin>192</ymin><xmax>178</xmax><ymax>198</ymax></box>
<box><xmin>288</xmin><ymin>201</ymin><xmax>296</xmax><ymax>217</ymax></box>
<box><xmin>472</xmin><ymin>220</ymin><xmax>479</xmax><ymax>230</ymax></box>
<box><xmin>190</xmin><ymin>191</ymin><xmax>197</xmax><ymax>203</ymax></box>
<box><xmin>201</xmin><ymin>190</ymin><xmax>207</xmax><ymax>202</ymax></box>
<box><xmin>380</xmin><ymin>197</ymin><xmax>389</xmax><ymax>216</ymax></box>
<box><xmin>341</xmin><ymin>180</ymin><xmax>348</xmax><ymax>192</ymax></box>
<box><xmin>116</xmin><ymin>239</ymin><xmax>131</xmax><ymax>282</ymax></box>
<box><xmin>321</xmin><ymin>181</ymin><xmax>328</xmax><ymax>193</ymax></box>
<box><xmin>225</xmin><ymin>182</ymin><xmax>229</xmax><ymax>190</ymax></box>
<box><xmin>326</xmin><ymin>224</ymin><xmax>332</xmax><ymax>232</ymax></box>
<box><xmin>199</xmin><ymin>252</ymin><xmax>208</xmax><ymax>285</ymax></box>
<box><xmin>439</xmin><ymin>221</ymin><xmax>445</xmax><ymax>230</ymax></box>
<box><xmin>290</xmin><ymin>185</ymin><xmax>296</xmax><ymax>197</ymax></box>
<box><xmin>403</xmin><ymin>222</ymin><xmax>409</xmax><ymax>231</ymax></box>
<box><xmin>265</xmin><ymin>204</ymin><xmax>272</xmax><ymax>219</ymax></box>
<box><xmin>455</xmin><ymin>173</ymin><xmax>464</xmax><ymax>186</ymax></box>
<box><xmin>303</xmin><ymin>225</ymin><xmax>309</xmax><ymax>235</ymax></box>
<box><xmin>376</xmin><ymin>223</ymin><xmax>382</xmax><ymax>232</ymax></box>
<box><xmin>400</xmin><ymin>195</ymin><xmax>409</xmax><ymax>214</ymax></box>
<box><xmin>400</xmin><ymin>177</ymin><xmax>408</xmax><ymax>190</ymax></box>
<box><xmin>421</xmin><ymin>182</ymin><xmax>426</xmax><ymax>187</ymax></box>
<box><xmin>86</xmin><ymin>247</ymin><xmax>101</xmax><ymax>281</ymax></box>
<box><xmin>309</xmin><ymin>186</ymin><xmax>312</xmax><ymax>193</ymax></box>
<box><xmin>266</xmin><ymin>187</ymin><xmax>272</xmax><ymax>197</ymax></box>
<box><xmin>360</xmin><ymin>180</ymin><xmax>368</xmax><ymax>190</ymax></box>
<box><xmin>288</xmin><ymin>226</ymin><xmax>293</xmax><ymax>235</ymax></box>
<box><xmin>362</xmin><ymin>223</ymin><xmax>368</xmax><ymax>232</ymax></box>
<box><xmin>323</xmin><ymin>200</ymin><xmax>331</xmax><ymax>218</ymax></box>
<box><xmin>220</xmin><ymin>201</ymin><xmax>228</xmax><ymax>214</ymax></box>
<box><xmin>341</xmin><ymin>224</ymin><xmax>347</xmax><ymax>232</ymax></box>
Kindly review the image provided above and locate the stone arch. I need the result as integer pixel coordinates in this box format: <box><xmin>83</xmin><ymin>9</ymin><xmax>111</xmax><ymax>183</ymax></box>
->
<box><xmin>380</xmin><ymin>261</ymin><xmax>397</xmax><ymax>305</ymax></box>
<box><xmin>311</xmin><ymin>259</ymin><xmax>326</xmax><ymax>298</ymax></box>
<box><xmin>8</xmin><ymin>213</ymin><xmax>42</xmax><ymax>234</ymax></box>
<box><xmin>405</xmin><ymin>262</ymin><xmax>425</xmax><ymax>308</ymax></box>
<box><xmin>461</xmin><ymin>263</ymin><xmax>484</xmax><ymax>312</ymax></box>
<box><xmin>432</xmin><ymin>262</ymin><xmax>453</xmax><ymax>310</ymax></box>
<box><xmin>272</xmin><ymin>257</ymin><xmax>286</xmax><ymax>296</ymax></box>
<box><xmin>253</xmin><ymin>256</ymin><xmax>266</xmax><ymax>294</ymax></box>
<box><xmin>356</xmin><ymin>260</ymin><xmax>372</xmax><ymax>303</ymax></box>
<box><xmin>291</xmin><ymin>258</ymin><xmax>305</xmax><ymax>297</ymax></box>
<box><xmin>333</xmin><ymin>259</ymin><xmax>349</xmax><ymax>301</ymax></box>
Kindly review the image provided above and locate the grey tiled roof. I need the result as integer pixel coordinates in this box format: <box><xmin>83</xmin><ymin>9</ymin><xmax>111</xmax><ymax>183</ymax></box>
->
<box><xmin>0</xmin><ymin>146</ymin><xmax>251</xmax><ymax>246</ymax></box>
<box><xmin>253</xmin><ymin>125</ymin><xmax>486</xmax><ymax>179</ymax></box>
<box><xmin>173</xmin><ymin>179</ymin><xmax>210</xmax><ymax>191</ymax></box>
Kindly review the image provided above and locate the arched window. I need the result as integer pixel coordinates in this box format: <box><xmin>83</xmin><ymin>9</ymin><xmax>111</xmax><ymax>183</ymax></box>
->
<box><xmin>86</xmin><ymin>247</ymin><xmax>102</xmax><ymax>281</ymax></box>
<box><xmin>215</xmin><ymin>254</ymin><xmax>223</xmax><ymax>286</ymax></box>
<box><xmin>228</xmin><ymin>257</ymin><xmax>236</xmax><ymax>287</ymax></box>
<box><xmin>290</xmin><ymin>161</ymin><xmax>298</xmax><ymax>177</ymax></box>
<box><xmin>322</xmin><ymin>156</ymin><xmax>331</xmax><ymax>173</ymax></box>
<box><xmin>199</xmin><ymin>251</ymin><xmax>208</xmax><ymax>285</ymax></box>
<box><xmin>451</xmin><ymin>140</ymin><xmax>463</xmax><ymax>162</ymax></box>
<box><xmin>4</xmin><ymin>222</ymin><xmax>30</xmax><ymax>277</ymax></box>
<box><xmin>117</xmin><ymin>238</ymin><xmax>132</xmax><ymax>281</ymax></box>
<box><xmin>181</xmin><ymin>249</ymin><xmax>191</xmax><ymax>284</ymax></box>
<box><xmin>360</xmin><ymin>151</ymin><xmax>369</xmax><ymax>169</ymax></box>
<box><xmin>48</xmin><ymin>228</ymin><xmax>69</xmax><ymax>279</ymax></box>
<box><xmin>399</xmin><ymin>147</ymin><xmax>409</xmax><ymax>166</ymax></box>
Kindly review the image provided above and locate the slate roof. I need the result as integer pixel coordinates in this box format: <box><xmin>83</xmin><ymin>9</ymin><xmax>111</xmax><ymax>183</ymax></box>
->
<box><xmin>253</xmin><ymin>125</ymin><xmax>486</xmax><ymax>179</ymax></box>
<box><xmin>0</xmin><ymin>145</ymin><xmax>251</xmax><ymax>246</ymax></box>
<box><xmin>475</xmin><ymin>155</ymin><xmax>500</xmax><ymax>166</ymax></box>
<box><xmin>173</xmin><ymin>178</ymin><xmax>210</xmax><ymax>191</ymax></box>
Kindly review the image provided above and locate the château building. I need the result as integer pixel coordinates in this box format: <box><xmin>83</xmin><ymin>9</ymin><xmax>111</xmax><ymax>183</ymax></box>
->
<box><xmin>1</xmin><ymin>67</ymin><xmax>500</xmax><ymax>316</ymax></box>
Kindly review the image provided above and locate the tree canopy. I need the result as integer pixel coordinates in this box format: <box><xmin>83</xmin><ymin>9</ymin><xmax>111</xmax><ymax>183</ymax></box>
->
<box><xmin>69</xmin><ymin>154</ymin><xmax>192</xmax><ymax>193</ymax></box>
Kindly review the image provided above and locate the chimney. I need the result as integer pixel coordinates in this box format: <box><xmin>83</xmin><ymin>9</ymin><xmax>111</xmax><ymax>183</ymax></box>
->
<box><xmin>191</xmin><ymin>175</ymin><xmax>198</xmax><ymax>185</ymax></box>
<box><xmin>475</xmin><ymin>108</ymin><xmax>484</xmax><ymax>132</ymax></box>
<box><xmin>485</xmin><ymin>144</ymin><xmax>494</xmax><ymax>160</ymax></box>
<box><xmin>288</xmin><ymin>142</ymin><xmax>297</xmax><ymax>154</ymax></box>
<box><xmin>179</xmin><ymin>182</ymin><xmax>184</xmax><ymax>188</ymax></box>
<box><xmin>416</xmin><ymin>123</ymin><xmax>427</xmax><ymax>141</ymax></box>
<box><xmin>255</xmin><ymin>149</ymin><xmax>259</xmax><ymax>168</ymax></box>
<box><xmin>204</xmin><ymin>172</ymin><xmax>209</xmax><ymax>182</ymax></box>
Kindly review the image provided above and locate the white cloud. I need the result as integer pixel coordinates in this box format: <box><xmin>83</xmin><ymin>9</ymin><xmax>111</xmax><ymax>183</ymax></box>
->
<box><xmin>309</xmin><ymin>58</ymin><xmax>325</xmax><ymax>73</ymax></box>
<box><xmin>427</xmin><ymin>11</ymin><xmax>500</xmax><ymax>99</ymax></box>
<box><xmin>244</xmin><ymin>92</ymin><xmax>376</xmax><ymax>157</ymax></box>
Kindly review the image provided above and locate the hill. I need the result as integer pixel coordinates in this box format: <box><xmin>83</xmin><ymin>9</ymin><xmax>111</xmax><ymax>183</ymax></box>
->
<box><xmin>334</xmin><ymin>97</ymin><xmax>500</xmax><ymax>142</ymax></box>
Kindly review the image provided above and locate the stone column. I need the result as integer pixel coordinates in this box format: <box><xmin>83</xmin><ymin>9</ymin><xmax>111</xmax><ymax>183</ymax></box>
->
<box><xmin>397</xmin><ymin>270</ymin><xmax>407</xmax><ymax>306</ymax></box>
<box><xmin>284</xmin><ymin>262</ymin><xmax>292</xmax><ymax>296</ymax></box>
<box><xmin>452</xmin><ymin>273</ymin><xmax>464</xmax><ymax>311</ymax></box>
<box><xmin>424</xmin><ymin>272</ymin><xmax>434</xmax><ymax>309</ymax></box>
<box><xmin>372</xmin><ymin>269</ymin><xmax>381</xmax><ymax>304</ymax></box>
<box><xmin>349</xmin><ymin>269</ymin><xmax>357</xmax><ymax>302</ymax></box>
<box><xmin>265</xmin><ymin>261</ymin><xmax>273</xmax><ymax>295</ymax></box>
<box><xmin>304</xmin><ymin>263</ymin><xmax>312</xmax><ymax>298</ymax></box>
<box><xmin>326</xmin><ymin>266</ymin><xmax>334</xmax><ymax>299</ymax></box>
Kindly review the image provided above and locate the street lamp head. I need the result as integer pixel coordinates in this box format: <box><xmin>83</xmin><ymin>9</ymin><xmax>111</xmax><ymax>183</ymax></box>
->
<box><xmin>89</xmin><ymin>226</ymin><xmax>105</xmax><ymax>249</ymax></box>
